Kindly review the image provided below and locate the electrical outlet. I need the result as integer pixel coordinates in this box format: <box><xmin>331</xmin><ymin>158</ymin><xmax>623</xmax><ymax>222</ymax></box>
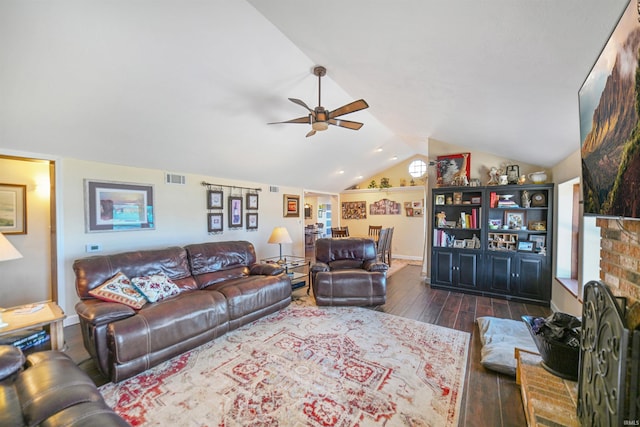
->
<box><xmin>85</xmin><ymin>244</ymin><xmax>102</xmax><ymax>253</ymax></box>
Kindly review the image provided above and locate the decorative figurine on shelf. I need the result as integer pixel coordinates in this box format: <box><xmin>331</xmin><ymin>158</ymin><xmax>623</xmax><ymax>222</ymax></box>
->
<box><xmin>380</xmin><ymin>177</ymin><xmax>391</xmax><ymax>188</ymax></box>
<box><xmin>368</xmin><ymin>180</ymin><xmax>377</xmax><ymax>189</ymax></box>
<box><xmin>518</xmin><ymin>174</ymin><xmax>527</xmax><ymax>185</ymax></box>
<box><xmin>436</xmin><ymin>211</ymin><xmax>447</xmax><ymax>227</ymax></box>
<box><xmin>488</xmin><ymin>167</ymin><xmax>502</xmax><ymax>185</ymax></box>
<box><xmin>521</xmin><ymin>190</ymin><xmax>531</xmax><ymax>208</ymax></box>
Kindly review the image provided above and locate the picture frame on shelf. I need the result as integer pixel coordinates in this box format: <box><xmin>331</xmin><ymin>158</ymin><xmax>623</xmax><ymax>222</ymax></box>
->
<box><xmin>529</xmin><ymin>235</ymin><xmax>546</xmax><ymax>249</ymax></box>
<box><xmin>435</xmin><ymin>194</ymin><xmax>445</xmax><ymax>205</ymax></box>
<box><xmin>84</xmin><ymin>180</ymin><xmax>154</xmax><ymax>233</ymax></box>
<box><xmin>246</xmin><ymin>193</ymin><xmax>259</xmax><ymax>210</ymax></box>
<box><xmin>207</xmin><ymin>213</ymin><xmax>223</xmax><ymax>233</ymax></box>
<box><xmin>489</xmin><ymin>219</ymin><xmax>502</xmax><ymax>229</ymax></box>
<box><xmin>453</xmin><ymin>240</ymin><xmax>465</xmax><ymax>248</ymax></box>
<box><xmin>506</xmin><ymin>165</ymin><xmax>519</xmax><ymax>184</ymax></box>
<box><xmin>504</xmin><ymin>210</ymin><xmax>526</xmax><ymax>229</ymax></box>
<box><xmin>0</xmin><ymin>183</ymin><xmax>27</xmax><ymax>234</ymax></box>
<box><xmin>517</xmin><ymin>240</ymin><xmax>536</xmax><ymax>252</ymax></box>
<box><xmin>528</xmin><ymin>220</ymin><xmax>547</xmax><ymax>231</ymax></box>
<box><xmin>228</xmin><ymin>196</ymin><xmax>243</xmax><ymax>228</ymax></box>
<box><xmin>284</xmin><ymin>194</ymin><xmax>300</xmax><ymax>218</ymax></box>
<box><xmin>207</xmin><ymin>190</ymin><xmax>223</xmax><ymax>209</ymax></box>
<box><xmin>436</xmin><ymin>153</ymin><xmax>471</xmax><ymax>186</ymax></box>
<box><xmin>464</xmin><ymin>239</ymin><xmax>475</xmax><ymax>249</ymax></box>
<box><xmin>246</xmin><ymin>212</ymin><xmax>258</xmax><ymax>230</ymax></box>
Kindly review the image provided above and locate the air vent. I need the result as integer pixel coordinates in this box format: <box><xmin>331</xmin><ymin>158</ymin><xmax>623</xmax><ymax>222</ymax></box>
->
<box><xmin>165</xmin><ymin>173</ymin><xmax>186</xmax><ymax>185</ymax></box>
<box><xmin>269</xmin><ymin>185</ymin><xmax>279</xmax><ymax>193</ymax></box>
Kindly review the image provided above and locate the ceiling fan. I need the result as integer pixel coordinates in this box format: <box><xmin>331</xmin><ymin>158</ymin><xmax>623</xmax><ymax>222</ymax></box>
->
<box><xmin>269</xmin><ymin>66</ymin><xmax>369</xmax><ymax>137</ymax></box>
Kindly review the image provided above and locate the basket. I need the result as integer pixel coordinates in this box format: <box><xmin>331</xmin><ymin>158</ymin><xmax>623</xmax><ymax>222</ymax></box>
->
<box><xmin>522</xmin><ymin>315</ymin><xmax>580</xmax><ymax>381</ymax></box>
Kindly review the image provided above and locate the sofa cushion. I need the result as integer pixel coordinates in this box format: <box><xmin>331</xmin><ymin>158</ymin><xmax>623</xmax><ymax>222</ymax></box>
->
<box><xmin>185</xmin><ymin>241</ymin><xmax>258</xmax><ymax>288</ymax></box>
<box><xmin>0</xmin><ymin>345</ymin><xmax>24</xmax><ymax>381</ymax></box>
<box><xmin>89</xmin><ymin>273</ymin><xmax>147</xmax><ymax>309</ymax></box>
<box><xmin>131</xmin><ymin>273</ymin><xmax>181</xmax><ymax>303</ymax></box>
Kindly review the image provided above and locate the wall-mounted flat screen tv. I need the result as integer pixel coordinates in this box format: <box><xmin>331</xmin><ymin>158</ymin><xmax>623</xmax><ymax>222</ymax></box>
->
<box><xmin>580</xmin><ymin>0</ymin><xmax>640</xmax><ymax>218</ymax></box>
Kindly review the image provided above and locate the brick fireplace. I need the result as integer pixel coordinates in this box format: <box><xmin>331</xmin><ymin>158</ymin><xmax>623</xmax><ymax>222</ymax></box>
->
<box><xmin>596</xmin><ymin>217</ymin><xmax>640</xmax><ymax>304</ymax></box>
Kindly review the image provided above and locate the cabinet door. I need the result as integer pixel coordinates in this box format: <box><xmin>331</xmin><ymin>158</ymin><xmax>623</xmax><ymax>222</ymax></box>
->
<box><xmin>515</xmin><ymin>255</ymin><xmax>549</xmax><ymax>301</ymax></box>
<box><xmin>432</xmin><ymin>250</ymin><xmax>454</xmax><ymax>286</ymax></box>
<box><xmin>485</xmin><ymin>252</ymin><xmax>514</xmax><ymax>294</ymax></box>
<box><xmin>457</xmin><ymin>252</ymin><xmax>480</xmax><ymax>289</ymax></box>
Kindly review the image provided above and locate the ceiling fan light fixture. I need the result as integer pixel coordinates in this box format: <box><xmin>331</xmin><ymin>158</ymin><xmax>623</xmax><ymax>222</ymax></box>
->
<box><xmin>312</xmin><ymin>121</ymin><xmax>329</xmax><ymax>131</ymax></box>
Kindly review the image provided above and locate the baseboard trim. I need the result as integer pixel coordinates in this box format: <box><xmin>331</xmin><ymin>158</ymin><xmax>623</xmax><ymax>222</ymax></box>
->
<box><xmin>64</xmin><ymin>314</ymin><xmax>79</xmax><ymax>327</ymax></box>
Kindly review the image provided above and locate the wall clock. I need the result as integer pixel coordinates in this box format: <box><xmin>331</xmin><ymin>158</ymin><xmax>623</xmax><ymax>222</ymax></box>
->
<box><xmin>530</xmin><ymin>192</ymin><xmax>546</xmax><ymax>207</ymax></box>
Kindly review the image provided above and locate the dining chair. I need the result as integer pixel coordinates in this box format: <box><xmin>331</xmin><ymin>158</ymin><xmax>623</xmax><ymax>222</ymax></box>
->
<box><xmin>331</xmin><ymin>227</ymin><xmax>348</xmax><ymax>238</ymax></box>
<box><xmin>384</xmin><ymin>227</ymin><xmax>394</xmax><ymax>266</ymax></box>
<box><xmin>376</xmin><ymin>227</ymin><xmax>389</xmax><ymax>263</ymax></box>
<box><xmin>368</xmin><ymin>225</ymin><xmax>382</xmax><ymax>242</ymax></box>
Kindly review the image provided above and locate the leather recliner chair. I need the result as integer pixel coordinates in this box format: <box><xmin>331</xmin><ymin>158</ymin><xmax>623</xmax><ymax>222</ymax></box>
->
<box><xmin>0</xmin><ymin>345</ymin><xmax>128</xmax><ymax>427</ymax></box>
<box><xmin>311</xmin><ymin>237</ymin><xmax>388</xmax><ymax>306</ymax></box>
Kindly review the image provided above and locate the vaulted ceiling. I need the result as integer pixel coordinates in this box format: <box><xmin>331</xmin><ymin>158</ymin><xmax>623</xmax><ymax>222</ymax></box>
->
<box><xmin>0</xmin><ymin>0</ymin><xmax>628</xmax><ymax>192</ymax></box>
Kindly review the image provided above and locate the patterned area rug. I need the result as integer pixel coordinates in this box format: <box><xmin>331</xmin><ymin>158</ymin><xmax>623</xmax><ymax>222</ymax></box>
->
<box><xmin>100</xmin><ymin>305</ymin><xmax>470</xmax><ymax>426</ymax></box>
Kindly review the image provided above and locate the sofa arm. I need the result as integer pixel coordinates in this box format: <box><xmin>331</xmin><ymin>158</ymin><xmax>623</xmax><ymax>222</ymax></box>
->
<box><xmin>0</xmin><ymin>346</ymin><xmax>24</xmax><ymax>381</ymax></box>
<box><xmin>75</xmin><ymin>299</ymin><xmax>135</xmax><ymax>327</ymax></box>
<box><xmin>249</xmin><ymin>263</ymin><xmax>284</xmax><ymax>276</ymax></box>
<box><xmin>311</xmin><ymin>262</ymin><xmax>329</xmax><ymax>273</ymax></box>
<box><xmin>363</xmin><ymin>260</ymin><xmax>389</xmax><ymax>273</ymax></box>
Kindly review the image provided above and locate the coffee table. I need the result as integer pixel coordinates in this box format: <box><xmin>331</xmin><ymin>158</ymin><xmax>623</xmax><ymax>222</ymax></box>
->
<box><xmin>0</xmin><ymin>301</ymin><xmax>66</xmax><ymax>351</ymax></box>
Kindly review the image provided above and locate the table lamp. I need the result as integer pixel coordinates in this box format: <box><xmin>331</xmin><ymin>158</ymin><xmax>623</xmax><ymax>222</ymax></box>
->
<box><xmin>0</xmin><ymin>233</ymin><xmax>23</xmax><ymax>327</ymax></box>
<box><xmin>267</xmin><ymin>226</ymin><xmax>292</xmax><ymax>264</ymax></box>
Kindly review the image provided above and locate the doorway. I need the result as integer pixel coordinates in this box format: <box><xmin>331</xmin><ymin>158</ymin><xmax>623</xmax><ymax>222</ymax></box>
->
<box><xmin>0</xmin><ymin>154</ymin><xmax>58</xmax><ymax>307</ymax></box>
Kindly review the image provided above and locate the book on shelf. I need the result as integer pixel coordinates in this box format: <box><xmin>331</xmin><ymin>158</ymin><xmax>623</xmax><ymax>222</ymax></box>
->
<box><xmin>0</xmin><ymin>328</ymin><xmax>49</xmax><ymax>350</ymax></box>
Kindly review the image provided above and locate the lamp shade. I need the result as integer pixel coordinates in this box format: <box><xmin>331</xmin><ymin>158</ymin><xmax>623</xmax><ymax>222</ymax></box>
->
<box><xmin>268</xmin><ymin>227</ymin><xmax>293</xmax><ymax>245</ymax></box>
<box><xmin>0</xmin><ymin>233</ymin><xmax>22</xmax><ymax>262</ymax></box>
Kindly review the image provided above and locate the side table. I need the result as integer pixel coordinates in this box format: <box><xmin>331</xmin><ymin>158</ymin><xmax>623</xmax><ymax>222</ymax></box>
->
<box><xmin>262</xmin><ymin>255</ymin><xmax>311</xmax><ymax>293</ymax></box>
<box><xmin>0</xmin><ymin>301</ymin><xmax>66</xmax><ymax>351</ymax></box>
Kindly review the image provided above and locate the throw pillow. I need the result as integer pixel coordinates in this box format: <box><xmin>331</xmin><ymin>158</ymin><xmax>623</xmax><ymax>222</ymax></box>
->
<box><xmin>89</xmin><ymin>272</ymin><xmax>147</xmax><ymax>309</ymax></box>
<box><xmin>131</xmin><ymin>273</ymin><xmax>181</xmax><ymax>303</ymax></box>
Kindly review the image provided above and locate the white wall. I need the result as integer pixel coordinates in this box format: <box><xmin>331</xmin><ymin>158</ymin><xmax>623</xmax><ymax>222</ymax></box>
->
<box><xmin>54</xmin><ymin>158</ymin><xmax>304</xmax><ymax>323</ymax></box>
<box><xmin>549</xmin><ymin>149</ymin><xmax>583</xmax><ymax>316</ymax></box>
<box><xmin>340</xmin><ymin>187</ymin><xmax>426</xmax><ymax>260</ymax></box>
<box><xmin>0</xmin><ymin>157</ymin><xmax>51</xmax><ymax>307</ymax></box>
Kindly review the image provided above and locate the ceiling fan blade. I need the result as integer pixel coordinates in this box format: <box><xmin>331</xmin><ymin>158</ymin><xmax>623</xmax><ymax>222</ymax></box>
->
<box><xmin>306</xmin><ymin>129</ymin><xmax>316</xmax><ymax>137</ymax></box>
<box><xmin>329</xmin><ymin>118</ymin><xmax>364</xmax><ymax>130</ymax></box>
<box><xmin>268</xmin><ymin>115</ymin><xmax>311</xmax><ymax>125</ymax></box>
<box><xmin>288</xmin><ymin>98</ymin><xmax>314</xmax><ymax>113</ymax></box>
<box><xmin>329</xmin><ymin>99</ymin><xmax>369</xmax><ymax>119</ymax></box>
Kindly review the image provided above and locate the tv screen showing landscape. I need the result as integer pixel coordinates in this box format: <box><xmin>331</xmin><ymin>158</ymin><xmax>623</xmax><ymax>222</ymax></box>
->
<box><xmin>580</xmin><ymin>0</ymin><xmax>640</xmax><ymax>218</ymax></box>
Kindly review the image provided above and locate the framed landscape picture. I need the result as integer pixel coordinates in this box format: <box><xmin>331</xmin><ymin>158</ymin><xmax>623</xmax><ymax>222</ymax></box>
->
<box><xmin>0</xmin><ymin>183</ymin><xmax>27</xmax><ymax>234</ymax></box>
<box><xmin>84</xmin><ymin>180</ymin><xmax>154</xmax><ymax>232</ymax></box>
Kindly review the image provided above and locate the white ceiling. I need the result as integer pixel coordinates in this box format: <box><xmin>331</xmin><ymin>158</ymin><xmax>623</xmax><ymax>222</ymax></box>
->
<box><xmin>0</xmin><ymin>0</ymin><xmax>628</xmax><ymax>192</ymax></box>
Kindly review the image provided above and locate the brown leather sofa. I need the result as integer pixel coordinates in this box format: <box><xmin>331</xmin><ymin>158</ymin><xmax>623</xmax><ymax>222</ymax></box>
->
<box><xmin>311</xmin><ymin>237</ymin><xmax>388</xmax><ymax>306</ymax></box>
<box><xmin>74</xmin><ymin>241</ymin><xmax>291</xmax><ymax>383</ymax></box>
<box><xmin>0</xmin><ymin>345</ymin><xmax>128</xmax><ymax>426</ymax></box>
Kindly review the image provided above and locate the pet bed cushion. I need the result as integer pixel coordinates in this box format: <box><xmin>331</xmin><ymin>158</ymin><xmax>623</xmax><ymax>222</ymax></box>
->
<box><xmin>476</xmin><ymin>316</ymin><xmax>538</xmax><ymax>376</ymax></box>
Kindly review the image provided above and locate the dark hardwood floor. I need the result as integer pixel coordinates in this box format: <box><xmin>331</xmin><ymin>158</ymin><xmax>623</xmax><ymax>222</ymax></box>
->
<box><xmin>45</xmin><ymin>263</ymin><xmax>550</xmax><ymax>427</ymax></box>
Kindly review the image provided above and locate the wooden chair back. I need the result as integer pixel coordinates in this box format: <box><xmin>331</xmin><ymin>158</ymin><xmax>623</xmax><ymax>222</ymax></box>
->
<box><xmin>376</xmin><ymin>228</ymin><xmax>389</xmax><ymax>261</ymax></box>
<box><xmin>368</xmin><ymin>225</ymin><xmax>382</xmax><ymax>242</ymax></box>
<box><xmin>331</xmin><ymin>227</ymin><xmax>349</xmax><ymax>238</ymax></box>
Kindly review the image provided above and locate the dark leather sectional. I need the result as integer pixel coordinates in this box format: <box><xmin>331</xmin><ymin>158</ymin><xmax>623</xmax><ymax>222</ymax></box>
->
<box><xmin>73</xmin><ymin>240</ymin><xmax>291</xmax><ymax>383</ymax></box>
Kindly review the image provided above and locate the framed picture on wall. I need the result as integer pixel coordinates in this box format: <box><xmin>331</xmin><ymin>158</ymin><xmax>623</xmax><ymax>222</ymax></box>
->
<box><xmin>207</xmin><ymin>213</ymin><xmax>223</xmax><ymax>232</ymax></box>
<box><xmin>246</xmin><ymin>193</ymin><xmax>259</xmax><ymax>210</ymax></box>
<box><xmin>246</xmin><ymin>212</ymin><xmax>258</xmax><ymax>230</ymax></box>
<box><xmin>284</xmin><ymin>194</ymin><xmax>300</xmax><ymax>217</ymax></box>
<box><xmin>207</xmin><ymin>190</ymin><xmax>223</xmax><ymax>209</ymax></box>
<box><xmin>0</xmin><ymin>183</ymin><xmax>27</xmax><ymax>234</ymax></box>
<box><xmin>228</xmin><ymin>196</ymin><xmax>243</xmax><ymax>228</ymax></box>
<box><xmin>84</xmin><ymin>180</ymin><xmax>155</xmax><ymax>232</ymax></box>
